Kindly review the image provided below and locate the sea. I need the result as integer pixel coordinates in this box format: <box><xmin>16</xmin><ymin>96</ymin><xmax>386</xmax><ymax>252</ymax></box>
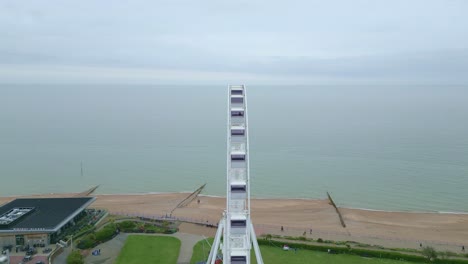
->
<box><xmin>0</xmin><ymin>84</ymin><xmax>467</xmax><ymax>213</ymax></box>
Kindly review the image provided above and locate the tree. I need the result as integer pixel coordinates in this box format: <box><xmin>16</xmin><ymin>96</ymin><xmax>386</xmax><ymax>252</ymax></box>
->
<box><xmin>95</xmin><ymin>224</ymin><xmax>116</xmax><ymax>242</ymax></box>
<box><xmin>67</xmin><ymin>250</ymin><xmax>84</xmax><ymax>264</ymax></box>
<box><xmin>422</xmin><ymin>246</ymin><xmax>437</xmax><ymax>261</ymax></box>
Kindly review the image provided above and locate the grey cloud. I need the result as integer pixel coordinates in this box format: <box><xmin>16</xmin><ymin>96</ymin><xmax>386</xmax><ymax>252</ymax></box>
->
<box><xmin>1</xmin><ymin>0</ymin><xmax>468</xmax><ymax>84</ymax></box>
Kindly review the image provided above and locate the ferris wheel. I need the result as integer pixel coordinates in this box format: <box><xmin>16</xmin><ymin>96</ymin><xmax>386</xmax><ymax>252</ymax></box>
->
<box><xmin>207</xmin><ymin>85</ymin><xmax>264</xmax><ymax>264</ymax></box>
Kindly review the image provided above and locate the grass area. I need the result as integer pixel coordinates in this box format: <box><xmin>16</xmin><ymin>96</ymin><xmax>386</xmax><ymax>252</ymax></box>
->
<box><xmin>191</xmin><ymin>239</ymin><xmax>415</xmax><ymax>264</ymax></box>
<box><xmin>116</xmin><ymin>235</ymin><xmax>181</xmax><ymax>264</ymax></box>
<box><xmin>251</xmin><ymin>245</ymin><xmax>415</xmax><ymax>264</ymax></box>
<box><xmin>191</xmin><ymin>238</ymin><xmax>214</xmax><ymax>264</ymax></box>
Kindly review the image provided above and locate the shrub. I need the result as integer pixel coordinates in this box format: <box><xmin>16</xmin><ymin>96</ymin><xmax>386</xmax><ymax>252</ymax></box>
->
<box><xmin>164</xmin><ymin>228</ymin><xmax>178</xmax><ymax>234</ymax></box>
<box><xmin>66</xmin><ymin>250</ymin><xmax>84</xmax><ymax>264</ymax></box>
<box><xmin>95</xmin><ymin>224</ymin><xmax>117</xmax><ymax>242</ymax></box>
<box><xmin>334</xmin><ymin>241</ymin><xmax>347</xmax><ymax>245</ymax></box>
<box><xmin>316</xmin><ymin>238</ymin><xmax>323</xmax><ymax>243</ymax></box>
<box><xmin>162</xmin><ymin>220</ymin><xmax>170</xmax><ymax>228</ymax></box>
<box><xmin>144</xmin><ymin>225</ymin><xmax>163</xmax><ymax>233</ymax></box>
<box><xmin>73</xmin><ymin>226</ymin><xmax>95</xmax><ymax>241</ymax></box>
<box><xmin>137</xmin><ymin>223</ymin><xmax>146</xmax><ymax>232</ymax></box>
<box><xmin>76</xmin><ymin>234</ymin><xmax>96</xmax><ymax>249</ymax></box>
<box><xmin>117</xmin><ymin>221</ymin><xmax>136</xmax><ymax>232</ymax></box>
<box><xmin>422</xmin><ymin>246</ymin><xmax>437</xmax><ymax>261</ymax></box>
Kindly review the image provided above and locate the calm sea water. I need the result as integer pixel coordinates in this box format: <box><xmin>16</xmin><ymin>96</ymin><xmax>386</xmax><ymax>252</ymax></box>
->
<box><xmin>1</xmin><ymin>84</ymin><xmax>467</xmax><ymax>212</ymax></box>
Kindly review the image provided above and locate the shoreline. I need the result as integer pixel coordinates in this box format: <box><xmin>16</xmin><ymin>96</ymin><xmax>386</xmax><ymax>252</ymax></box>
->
<box><xmin>2</xmin><ymin>191</ymin><xmax>467</xmax><ymax>215</ymax></box>
<box><xmin>340</xmin><ymin>206</ymin><xmax>468</xmax><ymax>215</ymax></box>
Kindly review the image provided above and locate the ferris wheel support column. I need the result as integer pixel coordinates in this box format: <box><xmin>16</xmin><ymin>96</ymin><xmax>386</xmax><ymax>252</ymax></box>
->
<box><xmin>207</xmin><ymin>218</ymin><xmax>225</xmax><ymax>264</ymax></box>
<box><xmin>250</xmin><ymin>222</ymin><xmax>264</xmax><ymax>264</ymax></box>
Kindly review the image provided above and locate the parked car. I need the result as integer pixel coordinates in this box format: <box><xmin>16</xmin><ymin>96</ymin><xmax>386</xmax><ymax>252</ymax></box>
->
<box><xmin>26</xmin><ymin>248</ymin><xmax>37</xmax><ymax>255</ymax></box>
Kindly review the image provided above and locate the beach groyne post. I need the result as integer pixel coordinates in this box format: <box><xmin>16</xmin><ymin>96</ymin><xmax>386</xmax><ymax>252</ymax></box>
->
<box><xmin>170</xmin><ymin>183</ymin><xmax>206</xmax><ymax>215</ymax></box>
<box><xmin>327</xmin><ymin>192</ymin><xmax>347</xmax><ymax>228</ymax></box>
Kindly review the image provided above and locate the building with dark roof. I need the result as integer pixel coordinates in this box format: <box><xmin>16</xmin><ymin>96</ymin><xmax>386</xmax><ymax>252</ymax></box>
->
<box><xmin>0</xmin><ymin>197</ymin><xmax>95</xmax><ymax>248</ymax></box>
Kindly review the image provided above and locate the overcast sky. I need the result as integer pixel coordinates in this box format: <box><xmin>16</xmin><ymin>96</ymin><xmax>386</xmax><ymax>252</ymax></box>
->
<box><xmin>1</xmin><ymin>0</ymin><xmax>467</xmax><ymax>84</ymax></box>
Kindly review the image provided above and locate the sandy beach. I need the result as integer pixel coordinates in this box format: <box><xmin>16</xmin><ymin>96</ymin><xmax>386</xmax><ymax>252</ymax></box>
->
<box><xmin>2</xmin><ymin>192</ymin><xmax>467</xmax><ymax>252</ymax></box>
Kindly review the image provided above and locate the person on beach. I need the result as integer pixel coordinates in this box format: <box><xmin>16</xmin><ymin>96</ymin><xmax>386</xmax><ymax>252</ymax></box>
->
<box><xmin>462</xmin><ymin>245</ymin><xmax>465</xmax><ymax>252</ymax></box>
<box><xmin>281</xmin><ymin>226</ymin><xmax>284</xmax><ymax>232</ymax></box>
<box><xmin>309</xmin><ymin>228</ymin><xmax>312</xmax><ymax>235</ymax></box>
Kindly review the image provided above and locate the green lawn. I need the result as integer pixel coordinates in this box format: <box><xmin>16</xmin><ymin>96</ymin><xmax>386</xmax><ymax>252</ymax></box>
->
<box><xmin>116</xmin><ymin>235</ymin><xmax>181</xmax><ymax>264</ymax></box>
<box><xmin>251</xmin><ymin>245</ymin><xmax>415</xmax><ymax>264</ymax></box>
<box><xmin>191</xmin><ymin>238</ymin><xmax>214</xmax><ymax>264</ymax></box>
<box><xmin>191</xmin><ymin>239</ymin><xmax>415</xmax><ymax>264</ymax></box>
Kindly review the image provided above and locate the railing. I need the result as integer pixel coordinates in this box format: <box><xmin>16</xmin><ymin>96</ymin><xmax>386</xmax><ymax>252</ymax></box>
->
<box><xmin>48</xmin><ymin>246</ymin><xmax>64</xmax><ymax>264</ymax></box>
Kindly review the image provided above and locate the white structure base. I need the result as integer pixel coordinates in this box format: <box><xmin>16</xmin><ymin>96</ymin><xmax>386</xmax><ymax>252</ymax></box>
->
<box><xmin>207</xmin><ymin>220</ymin><xmax>263</xmax><ymax>264</ymax></box>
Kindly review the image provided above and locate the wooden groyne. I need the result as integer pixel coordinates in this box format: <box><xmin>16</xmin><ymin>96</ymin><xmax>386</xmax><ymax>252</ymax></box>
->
<box><xmin>327</xmin><ymin>191</ymin><xmax>346</xmax><ymax>228</ymax></box>
<box><xmin>171</xmin><ymin>183</ymin><xmax>206</xmax><ymax>215</ymax></box>
<box><xmin>76</xmin><ymin>185</ymin><xmax>100</xmax><ymax>197</ymax></box>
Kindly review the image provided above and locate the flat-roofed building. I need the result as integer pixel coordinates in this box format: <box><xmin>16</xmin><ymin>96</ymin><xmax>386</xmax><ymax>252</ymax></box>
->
<box><xmin>0</xmin><ymin>197</ymin><xmax>95</xmax><ymax>249</ymax></box>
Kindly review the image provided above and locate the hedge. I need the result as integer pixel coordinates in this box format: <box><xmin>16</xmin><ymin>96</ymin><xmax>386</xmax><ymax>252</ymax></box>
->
<box><xmin>117</xmin><ymin>221</ymin><xmax>136</xmax><ymax>232</ymax></box>
<box><xmin>259</xmin><ymin>239</ymin><xmax>468</xmax><ymax>264</ymax></box>
<box><xmin>115</xmin><ymin>221</ymin><xmax>172</xmax><ymax>234</ymax></box>
<box><xmin>66</xmin><ymin>250</ymin><xmax>84</xmax><ymax>264</ymax></box>
<box><xmin>76</xmin><ymin>224</ymin><xmax>117</xmax><ymax>249</ymax></box>
<box><xmin>95</xmin><ymin>223</ymin><xmax>117</xmax><ymax>242</ymax></box>
<box><xmin>76</xmin><ymin>234</ymin><xmax>97</xmax><ymax>249</ymax></box>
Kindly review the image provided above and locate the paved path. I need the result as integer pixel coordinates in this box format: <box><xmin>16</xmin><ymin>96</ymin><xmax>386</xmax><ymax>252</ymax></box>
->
<box><xmin>53</xmin><ymin>247</ymin><xmax>71</xmax><ymax>264</ymax></box>
<box><xmin>171</xmin><ymin>233</ymin><xmax>204</xmax><ymax>264</ymax></box>
<box><xmin>84</xmin><ymin>233</ymin><xmax>128</xmax><ymax>264</ymax></box>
